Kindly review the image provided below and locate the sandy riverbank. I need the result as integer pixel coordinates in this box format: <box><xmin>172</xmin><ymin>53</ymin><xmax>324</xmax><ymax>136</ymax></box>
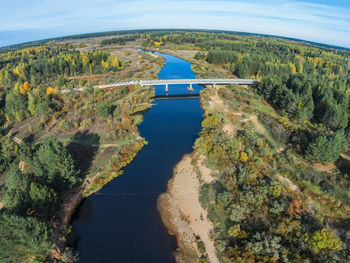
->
<box><xmin>157</xmin><ymin>154</ymin><xmax>219</xmax><ymax>263</ymax></box>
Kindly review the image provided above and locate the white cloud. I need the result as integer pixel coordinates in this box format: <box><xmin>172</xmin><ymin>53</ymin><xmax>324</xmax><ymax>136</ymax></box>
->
<box><xmin>0</xmin><ymin>0</ymin><xmax>349</xmax><ymax>47</ymax></box>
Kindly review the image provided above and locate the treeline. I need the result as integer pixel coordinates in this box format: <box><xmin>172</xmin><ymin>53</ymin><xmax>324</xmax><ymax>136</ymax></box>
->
<box><xmin>0</xmin><ymin>46</ymin><xmax>122</xmax><ymax>123</ymax></box>
<box><xmin>100</xmin><ymin>35</ymin><xmax>138</xmax><ymax>46</ymax></box>
<box><xmin>4</xmin><ymin>84</ymin><xmax>61</xmax><ymax>122</ymax></box>
<box><xmin>0</xmin><ymin>137</ymin><xmax>80</xmax><ymax>262</ymax></box>
<box><xmin>142</xmin><ymin>31</ymin><xmax>238</xmax><ymax>47</ymax></box>
<box><xmin>0</xmin><ymin>46</ymin><xmax>121</xmax><ymax>89</ymax></box>
<box><xmin>202</xmin><ymin>39</ymin><xmax>350</xmax><ymax>163</ymax></box>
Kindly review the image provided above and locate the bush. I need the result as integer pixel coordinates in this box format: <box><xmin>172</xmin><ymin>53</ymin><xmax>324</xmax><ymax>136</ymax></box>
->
<box><xmin>305</xmin><ymin>228</ymin><xmax>342</xmax><ymax>251</ymax></box>
<box><xmin>202</xmin><ymin>114</ymin><xmax>221</xmax><ymax>128</ymax></box>
<box><xmin>121</xmin><ymin>86</ymin><xmax>129</xmax><ymax>94</ymax></box>
<box><xmin>239</xmin><ymin>152</ymin><xmax>248</xmax><ymax>162</ymax></box>
<box><xmin>98</xmin><ymin>103</ymin><xmax>112</xmax><ymax>118</ymax></box>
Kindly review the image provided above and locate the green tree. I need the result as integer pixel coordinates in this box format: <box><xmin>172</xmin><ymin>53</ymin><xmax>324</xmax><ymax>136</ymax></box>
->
<box><xmin>3</xmin><ymin>166</ymin><xmax>30</xmax><ymax>215</ymax></box>
<box><xmin>1</xmin><ymin>136</ymin><xmax>19</xmax><ymax>159</ymax></box>
<box><xmin>33</xmin><ymin>138</ymin><xmax>80</xmax><ymax>190</ymax></box>
<box><xmin>121</xmin><ymin>85</ymin><xmax>129</xmax><ymax>95</ymax></box>
<box><xmin>29</xmin><ymin>182</ymin><xmax>59</xmax><ymax>219</ymax></box>
<box><xmin>306</xmin><ymin>130</ymin><xmax>344</xmax><ymax>164</ymax></box>
<box><xmin>5</xmin><ymin>88</ymin><xmax>28</xmax><ymax>122</ymax></box>
<box><xmin>0</xmin><ymin>213</ymin><xmax>54</xmax><ymax>262</ymax></box>
<box><xmin>98</xmin><ymin>103</ymin><xmax>111</xmax><ymax>118</ymax></box>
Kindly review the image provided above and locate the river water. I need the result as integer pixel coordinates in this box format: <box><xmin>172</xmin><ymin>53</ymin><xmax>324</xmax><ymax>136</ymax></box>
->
<box><xmin>70</xmin><ymin>51</ymin><xmax>204</xmax><ymax>262</ymax></box>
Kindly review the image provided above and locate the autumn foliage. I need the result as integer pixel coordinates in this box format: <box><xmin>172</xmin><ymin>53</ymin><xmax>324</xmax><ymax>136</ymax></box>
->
<box><xmin>286</xmin><ymin>199</ymin><xmax>305</xmax><ymax>218</ymax></box>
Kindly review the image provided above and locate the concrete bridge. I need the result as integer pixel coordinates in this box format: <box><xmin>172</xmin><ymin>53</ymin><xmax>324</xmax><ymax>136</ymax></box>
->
<box><xmin>60</xmin><ymin>78</ymin><xmax>258</xmax><ymax>94</ymax></box>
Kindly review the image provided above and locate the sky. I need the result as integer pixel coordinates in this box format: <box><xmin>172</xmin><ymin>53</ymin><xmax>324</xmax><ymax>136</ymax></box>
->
<box><xmin>0</xmin><ymin>0</ymin><xmax>349</xmax><ymax>48</ymax></box>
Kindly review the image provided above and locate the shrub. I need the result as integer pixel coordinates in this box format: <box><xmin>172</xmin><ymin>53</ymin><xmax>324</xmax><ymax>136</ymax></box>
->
<box><xmin>305</xmin><ymin>228</ymin><xmax>342</xmax><ymax>251</ymax></box>
<box><xmin>239</xmin><ymin>152</ymin><xmax>248</xmax><ymax>162</ymax></box>
<box><xmin>202</xmin><ymin>114</ymin><xmax>221</xmax><ymax>128</ymax></box>
<box><xmin>98</xmin><ymin>103</ymin><xmax>112</xmax><ymax>118</ymax></box>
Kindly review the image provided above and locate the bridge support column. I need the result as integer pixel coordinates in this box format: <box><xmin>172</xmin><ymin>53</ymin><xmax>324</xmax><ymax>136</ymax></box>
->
<box><xmin>165</xmin><ymin>84</ymin><xmax>168</xmax><ymax>96</ymax></box>
<box><xmin>213</xmin><ymin>83</ymin><xmax>216</xmax><ymax>89</ymax></box>
<box><xmin>189</xmin><ymin>83</ymin><xmax>193</xmax><ymax>95</ymax></box>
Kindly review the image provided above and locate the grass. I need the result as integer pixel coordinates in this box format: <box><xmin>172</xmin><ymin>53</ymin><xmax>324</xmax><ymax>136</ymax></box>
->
<box><xmin>132</xmin><ymin>114</ymin><xmax>143</xmax><ymax>125</ymax></box>
<box><xmin>253</xmin><ymin>100</ymin><xmax>275</xmax><ymax>115</ymax></box>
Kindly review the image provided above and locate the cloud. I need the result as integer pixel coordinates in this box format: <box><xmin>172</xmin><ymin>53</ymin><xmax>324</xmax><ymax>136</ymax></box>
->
<box><xmin>0</xmin><ymin>0</ymin><xmax>349</xmax><ymax>47</ymax></box>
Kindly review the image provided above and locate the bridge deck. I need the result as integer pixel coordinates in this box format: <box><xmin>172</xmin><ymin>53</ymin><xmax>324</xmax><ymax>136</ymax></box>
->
<box><xmin>60</xmin><ymin>78</ymin><xmax>258</xmax><ymax>93</ymax></box>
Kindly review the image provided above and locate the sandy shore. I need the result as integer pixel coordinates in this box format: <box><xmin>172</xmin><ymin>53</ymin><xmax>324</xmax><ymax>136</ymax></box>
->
<box><xmin>157</xmin><ymin>154</ymin><xmax>219</xmax><ymax>263</ymax></box>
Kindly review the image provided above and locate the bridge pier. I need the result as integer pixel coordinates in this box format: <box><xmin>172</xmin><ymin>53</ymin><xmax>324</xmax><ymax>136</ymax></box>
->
<box><xmin>188</xmin><ymin>83</ymin><xmax>194</xmax><ymax>95</ymax></box>
<box><xmin>165</xmin><ymin>84</ymin><xmax>168</xmax><ymax>96</ymax></box>
<box><xmin>213</xmin><ymin>83</ymin><xmax>216</xmax><ymax>89</ymax></box>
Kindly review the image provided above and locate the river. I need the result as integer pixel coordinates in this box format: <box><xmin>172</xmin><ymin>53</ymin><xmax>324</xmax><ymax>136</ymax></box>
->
<box><xmin>70</xmin><ymin>50</ymin><xmax>204</xmax><ymax>262</ymax></box>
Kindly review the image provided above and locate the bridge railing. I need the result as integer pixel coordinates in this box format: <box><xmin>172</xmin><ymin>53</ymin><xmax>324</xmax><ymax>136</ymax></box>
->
<box><xmin>60</xmin><ymin>78</ymin><xmax>258</xmax><ymax>93</ymax></box>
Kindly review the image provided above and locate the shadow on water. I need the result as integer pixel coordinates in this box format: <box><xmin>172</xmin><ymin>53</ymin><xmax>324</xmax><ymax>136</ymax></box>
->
<box><xmin>154</xmin><ymin>93</ymin><xmax>200</xmax><ymax>99</ymax></box>
<box><xmin>70</xmin><ymin>51</ymin><xmax>205</xmax><ymax>263</ymax></box>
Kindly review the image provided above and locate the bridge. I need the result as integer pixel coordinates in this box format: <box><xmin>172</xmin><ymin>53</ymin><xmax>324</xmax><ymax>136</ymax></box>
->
<box><xmin>60</xmin><ymin>78</ymin><xmax>258</xmax><ymax>94</ymax></box>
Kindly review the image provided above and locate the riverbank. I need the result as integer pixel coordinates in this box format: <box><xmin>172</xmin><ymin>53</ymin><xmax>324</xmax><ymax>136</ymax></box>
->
<box><xmin>49</xmin><ymin>87</ymin><xmax>154</xmax><ymax>260</ymax></box>
<box><xmin>142</xmin><ymin>47</ymin><xmax>233</xmax><ymax>79</ymax></box>
<box><xmin>157</xmin><ymin>153</ymin><xmax>219</xmax><ymax>263</ymax></box>
<box><xmin>52</xmin><ymin>137</ymin><xmax>147</xmax><ymax>259</ymax></box>
<box><xmin>70</xmin><ymin>50</ymin><xmax>204</xmax><ymax>262</ymax></box>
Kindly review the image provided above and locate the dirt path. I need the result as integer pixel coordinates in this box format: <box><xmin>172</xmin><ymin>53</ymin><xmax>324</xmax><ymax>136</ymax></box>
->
<box><xmin>197</xmin><ymin>154</ymin><xmax>215</xmax><ymax>184</ymax></box>
<box><xmin>208</xmin><ymin>88</ymin><xmax>267</xmax><ymax>138</ymax></box>
<box><xmin>91</xmin><ymin>143</ymin><xmax>119</xmax><ymax>148</ymax></box>
<box><xmin>278</xmin><ymin>175</ymin><xmax>299</xmax><ymax>192</ymax></box>
<box><xmin>158</xmin><ymin>155</ymin><xmax>219</xmax><ymax>263</ymax></box>
<box><xmin>6</xmin><ymin>134</ymin><xmax>22</xmax><ymax>145</ymax></box>
<box><xmin>241</xmin><ymin>114</ymin><xmax>266</xmax><ymax>135</ymax></box>
<box><xmin>312</xmin><ymin>162</ymin><xmax>336</xmax><ymax>172</ymax></box>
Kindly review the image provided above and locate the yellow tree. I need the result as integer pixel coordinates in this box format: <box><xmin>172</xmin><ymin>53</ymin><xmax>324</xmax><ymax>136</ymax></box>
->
<box><xmin>13</xmin><ymin>66</ymin><xmax>20</xmax><ymax>76</ymax></box>
<box><xmin>20</xmin><ymin>81</ymin><xmax>31</xmax><ymax>95</ymax></box>
<box><xmin>0</xmin><ymin>70</ymin><xmax>3</xmax><ymax>88</ymax></box>
<box><xmin>81</xmin><ymin>52</ymin><xmax>90</xmax><ymax>67</ymax></box>
<box><xmin>289</xmin><ymin>62</ymin><xmax>297</xmax><ymax>74</ymax></box>
<box><xmin>101</xmin><ymin>59</ymin><xmax>109</xmax><ymax>68</ymax></box>
<box><xmin>107</xmin><ymin>56</ymin><xmax>120</xmax><ymax>68</ymax></box>
<box><xmin>14</xmin><ymin>81</ymin><xmax>21</xmax><ymax>90</ymax></box>
<box><xmin>46</xmin><ymin>87</ymin><xmax>58</xmax><ymax>95</ymax></box>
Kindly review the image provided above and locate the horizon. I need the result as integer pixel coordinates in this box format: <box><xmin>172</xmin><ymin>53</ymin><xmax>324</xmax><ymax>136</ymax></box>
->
<box><xmin>1</xmin><ymin>0</ymin><xmax>349</xmax><ymax>49</ymax></box>
<box><xmin>2</xmin><ymin>28</ymin><xmax>350</xmax><ymax>51</ymax></box>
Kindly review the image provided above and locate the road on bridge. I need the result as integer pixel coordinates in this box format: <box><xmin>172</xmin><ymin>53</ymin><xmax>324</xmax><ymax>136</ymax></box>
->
<box><xmin>60</xmin><ymin>78</ymin><xmax>258</xmax><ymax>93</ymax></box>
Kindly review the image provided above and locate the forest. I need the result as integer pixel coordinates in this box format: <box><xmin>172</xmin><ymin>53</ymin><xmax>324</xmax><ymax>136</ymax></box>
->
<box><xmin>0</xmin><ymin>42</ymin><xmax>154</xmax><ymax>262</ymax></box>
<box><xmin>144</xmin><ymin>31</ymin><xmax>350</xmax><ymax>164</ymax></box>
<box><xmin>0</xmin><ymin>45</ymin><xmax>121</xmax><ymax>123</ymax></box>
<box><xmin>195</xmin><ymin>86</ymin><xmax>349</xmax><ymax>262</ymax></box>
<box><xmin>143</xmin><ymin>31</ymin><xmax>350</xmax><ymax>261</ymax></box>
